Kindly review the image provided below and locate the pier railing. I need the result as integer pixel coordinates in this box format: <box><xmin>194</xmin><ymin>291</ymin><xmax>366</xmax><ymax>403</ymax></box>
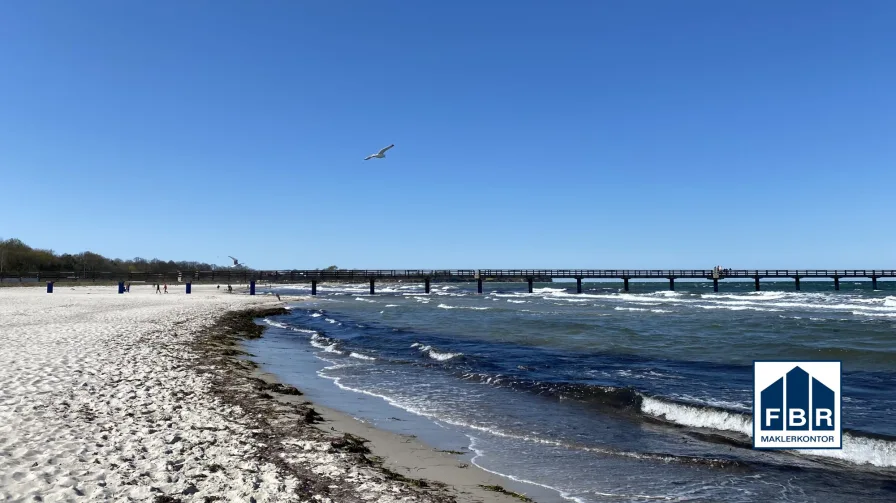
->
<box><xmin>5</xmin><ymin>268</ymin><xmax>893</xmax><ymax>294</ymax></box>
<box><xmin>5</xmin><ymin>269</ymin><xmax>896</xmax><ymax>283</ymax></box>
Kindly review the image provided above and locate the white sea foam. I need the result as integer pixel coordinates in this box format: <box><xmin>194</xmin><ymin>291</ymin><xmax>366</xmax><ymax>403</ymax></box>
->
<box><xmin>642</xmin><ymin>396</ymin><xmax>753</xmax><ymax>436</ymax></box>
<box><xmin>641</xmin><ymin>396</ymin><xmax>896</xmax><ymax>467</ymax></box>
<box><xmin>696</xmin><ymin>305</ymin><xmax>784</xmax><ymax>312</ymax></box>
<box><xmin>467</xmin><ymin>437</ymin><xmax>588</xmax><ymax>503</ymax></box>
<box><xmin>428</xmin><ymin>350</ymin><xmax>463</xmax><ymax>361</ymax></box>
<box><xmin>437</xmin><ymin>303</ymin><xmax>489</xmax><ymax>311</ymax></box>
<box><xmin>410</xmin><ymin>342</ymin><xmax>462</xmax><ymax>361</ymax></box>
<box><xmin>310</xmin><ymin>334</ymin><xmax>344</xmax><ymax>354</ymax></box>
<box><xmin>349</xmin><ymin>352</ymin><xmax>375</xmax><ymax>361</ymax></box>
<box><xmin>263</xmin><ymin>319</ymin><xmax>318</xmax><ymax>334</ymax></box>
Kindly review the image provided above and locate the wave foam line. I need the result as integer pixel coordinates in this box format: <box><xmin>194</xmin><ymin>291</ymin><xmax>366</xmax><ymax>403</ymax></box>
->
<box><xmin>640</xmin><ymin>396</ymin><xmax>896</xmax><ymax>467</ymax></box>
<box><xmin>466</xmin><ymin>436</ymin><xmax>587</xmax><ymax>503</ymax></box>
<box><xmin>262</xmin><ymin>318</ymin><xmax>318</xmax><ymax>334</ymax></box>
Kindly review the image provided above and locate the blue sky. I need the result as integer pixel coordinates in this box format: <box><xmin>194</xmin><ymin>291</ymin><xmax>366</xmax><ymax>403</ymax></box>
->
<box><xmin>2</xmin><ymin>1</ymin><xmax>894</xmax><ymax>269</ymax></box>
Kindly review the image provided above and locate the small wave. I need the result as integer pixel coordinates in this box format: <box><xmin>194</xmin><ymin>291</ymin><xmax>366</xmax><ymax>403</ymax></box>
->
<box><xmin>641</xmin><ymin>396</ymin><xmax>752</xmax><ymax>435</ymax></box>
<box><xmin>437</xmin><ymin>303</ymin><xmax>490</xmax><ymax>311</ymax></box>
<box><xmin>852</xmin><ymin>311</ymin><xmax>896</xmax><ymax>318</ymax></box>
<box><xmin>696</xmin><ymin>305</ymin><xmax>784</xmax><ymax>312</ymax></box>
<box><xmin>411</xmin><ymin>342</ymin><xmax>463</xmax><ymax>361</ymax></box>
<box><xmin>641</xmin><ymin>396</ymin><xmax>896</xmax><ymax>468</ymax></box>
<box><xmin>263</xmin><ymin>319</ymin><xmax>289</xmax><ymax>329</ymax></box>
<box><xmin>310</xmin><ymin>334</ymin><xmax>344</xmax><ymax>354</ymax></box>
<box><xmin>262</xmin><ymin>319</ymin><xmax>317</xmax><ymax>334</ymax></box>
<box><xmin>457</xmin><ymin>373</ymin><xmax>896</xmax><ymax>469</ymax></box>
<box><xmin>429</xmin><ymin>350</ymin><xmax>463</xmax><ymax>361</ymax></box>
<box><xmin>385</xmin><ymin>304</ymin><xmax>399</xmax><ymax>307</ymax></box>
<box><xmin>349</xmin><ymin>352</ymin><xmax>375</xmax><ymax>361</ymax></box>
<box><xmin>311</xmin><ymin>312</ymin><xmax>322</xmax><ymax>318</ymax></box>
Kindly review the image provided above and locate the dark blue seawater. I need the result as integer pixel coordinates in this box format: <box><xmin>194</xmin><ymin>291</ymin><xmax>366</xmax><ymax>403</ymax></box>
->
<box><xmin>245</xmin><ymin>280</ymin><xmax>896</xmax><ymax>502</ymax></box>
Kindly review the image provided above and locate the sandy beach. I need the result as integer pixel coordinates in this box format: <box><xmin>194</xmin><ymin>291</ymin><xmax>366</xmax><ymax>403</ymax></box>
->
<box><xmin>0</xmin><ymin>284</ymin><xmax>528</xmax><ymax>503</ymax></box>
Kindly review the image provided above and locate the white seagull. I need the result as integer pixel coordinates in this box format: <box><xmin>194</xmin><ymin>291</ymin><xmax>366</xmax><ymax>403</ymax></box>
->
<box><xmin>228</xmin><ymin>256</ymin><xmax>240</xmax><ymax>266</ymax></box>
<box><xmin>364</xmin><ymin>144</ymin><xmax>394</xmax><ymax>160</ymax></box>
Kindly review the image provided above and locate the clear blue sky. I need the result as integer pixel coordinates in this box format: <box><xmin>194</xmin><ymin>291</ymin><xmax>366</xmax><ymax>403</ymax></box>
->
<box><xmin>2</xmin><ymin>1</ymin><xmax>894</xmax><ymax>269</ymax></box>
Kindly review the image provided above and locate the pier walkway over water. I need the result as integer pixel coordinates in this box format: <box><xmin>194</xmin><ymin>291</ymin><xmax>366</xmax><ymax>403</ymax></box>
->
<box><xmin>14</xmin><ymin>269</ymin><xmax>896</xmax><ymax>295</ymax></box>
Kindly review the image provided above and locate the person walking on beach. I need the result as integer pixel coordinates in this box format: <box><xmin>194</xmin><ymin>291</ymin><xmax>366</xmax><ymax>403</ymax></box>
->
<box><xmin>156</xmin><ymin>284</ymin><xmax>161</xmax><ymax>294</ymax></box>
<box><xmin>163</xmin><ymin>283</ymin><xmax>168</xmax><ymax>294</ymax></box>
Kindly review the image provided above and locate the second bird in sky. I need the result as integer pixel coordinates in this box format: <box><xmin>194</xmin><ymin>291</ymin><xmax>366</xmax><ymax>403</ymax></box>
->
<box><xmin>364</xmin><ymin>144</ymin><xmax>395</xmax><ymax>161</ymax></box>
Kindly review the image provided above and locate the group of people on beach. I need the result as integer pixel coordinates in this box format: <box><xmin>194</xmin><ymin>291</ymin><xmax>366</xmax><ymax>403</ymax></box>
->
<box><xmin>153</xmin><ymin>283</ymin><xmax>168</xmax><ymax>294</ymax></box>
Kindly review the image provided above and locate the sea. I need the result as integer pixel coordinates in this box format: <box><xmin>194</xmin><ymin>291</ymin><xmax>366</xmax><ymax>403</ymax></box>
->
<box><xmin>244</xmin><ymin>279</ymin><xmax>896</xmax><ymax>503</ymax></box>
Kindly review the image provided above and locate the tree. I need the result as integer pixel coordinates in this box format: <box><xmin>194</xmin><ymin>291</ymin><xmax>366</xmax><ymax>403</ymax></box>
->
<box><xmin>0</xmin><ymin>238</ymin><xmax>245</xmax><ymax>274</ymax></box>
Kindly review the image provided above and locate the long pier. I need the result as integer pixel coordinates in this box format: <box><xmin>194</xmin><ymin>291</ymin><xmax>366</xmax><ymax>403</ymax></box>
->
<box><xmin>10</xmin><ymin>269</ymin><xmax>895</xmax><ymax>294</ymax></box>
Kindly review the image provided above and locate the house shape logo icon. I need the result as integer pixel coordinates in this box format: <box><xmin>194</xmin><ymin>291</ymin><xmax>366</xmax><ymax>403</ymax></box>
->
<box><xmin>753</xmin><ymin>361</ymin><xmax>842</xmax><ymax>449</ymax></box>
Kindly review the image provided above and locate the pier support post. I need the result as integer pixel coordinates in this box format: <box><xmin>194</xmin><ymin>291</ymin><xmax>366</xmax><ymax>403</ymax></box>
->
<box><xmin>794</xmin><ymin>277</ymin><xmax>800</xmax><ymax>291</ymax></box>
<box><xmin>186</xmin><ymin>282</ymin><xmax>192</xmax><ymax>294</ymax></box>
<box><xmin>623</xmin><ymin>277</ymin><xmax>629</xmax><ymax>292</ymax></box>
<box><xmin>754</xmin><ymin>277</ymin><xmax>760</xmax><ymax>291</ymax></box>
<box><xmin>576</xmin><ymin>278</ymin><xmax>582</xmax><ymax>294</ymax></box>
<box><xmin>47</xmin><ymin>282</ymin><xmax>53</xmax><ymax>294</ymax></box>
<box><xmin>834</xmin><ymin>276</ymin><xmax>840</xmax><ymax>291</ymax></box>
<box><xmin>527</xmin><ymin>278</ymin><xmax>533</xmax><ymax>294</ymax></box>
<box><xmin>713</xmin><ymin>278</ymin><xmax>718</xmax><ymax>292</ymax></box>
<box><xmin>369</xmin><ymin>278</ymin><xmax>375</xmax><ymax>295</ymax></box>
<box><xmin>250</xmin><ymin>280</ymin><xmax>256</xmax><ymax>296</ymax></box>
<box><xmin>311</xmin><ymin>280</ymin><xmax>317</xmax><ymax>296</ymax></box>
<box><xmin>424</xmin><ymin>278</ymin><xmax>431</xmax><ymax>294</ymax></box>
<box><xmin>669</xmin><ymin>278</ymin><xmax>675</xmax><ymax>291</ymax></box>
<box><xmin>872</xmin><ymin>276</ymin><xmax>878</xmax><ymax>290</ymax></box>
<box><xmin>477</xmin><ymin>278</ymin><xmax>483</xmax><ymax>294</ymax></box>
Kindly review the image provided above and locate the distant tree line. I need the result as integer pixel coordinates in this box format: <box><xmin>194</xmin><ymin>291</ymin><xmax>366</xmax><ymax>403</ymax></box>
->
<box><xmin>0</xmin><ymin>238</ymin><xmax>247</xmax><ymax>274</ymax></box>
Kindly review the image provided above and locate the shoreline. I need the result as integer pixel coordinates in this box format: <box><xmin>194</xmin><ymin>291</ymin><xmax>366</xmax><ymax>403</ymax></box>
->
<box><xmin>196</xmin><ymin>305</ymin><xmax>537</xmax><ymax>503</ymax></box>
<box><xmin>0</xmin><ymin>285</ymin><xmax>532</xmax><ymax>502</ymax></box>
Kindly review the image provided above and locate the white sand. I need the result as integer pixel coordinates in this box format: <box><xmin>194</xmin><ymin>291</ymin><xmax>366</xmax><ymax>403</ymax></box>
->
<box><xmin>0</xmin><ymin>285</ymin><xmax>453</xmax><ymax>502</ymax></box>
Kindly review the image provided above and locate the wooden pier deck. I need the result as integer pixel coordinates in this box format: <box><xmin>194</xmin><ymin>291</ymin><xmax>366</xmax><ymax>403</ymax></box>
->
<box><xmin>8</xmin><ymin>269</ymin><xmax>895</xmax><ymax>294</ymax></box>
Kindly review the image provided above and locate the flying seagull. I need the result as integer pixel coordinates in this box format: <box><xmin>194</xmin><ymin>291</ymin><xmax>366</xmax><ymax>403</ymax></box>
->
<box><xmin>364</xmin><ymin>144</ymin><xmax>394</xmax><ymax>160</ymax></box>
<box><xmin>228</xmin><ymin>256</ymin><xmax>240</xmax><ymax>266</ymax></box>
